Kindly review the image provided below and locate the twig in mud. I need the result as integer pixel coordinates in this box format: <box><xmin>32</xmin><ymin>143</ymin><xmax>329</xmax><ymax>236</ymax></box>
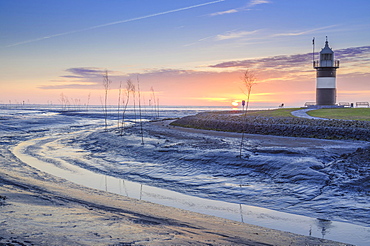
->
<box><xmin>117</xmin><ymin>81</ymin><xmax>122</xmax><ymax>130</ymax></box>
<box><xmin>239</xmin><ymin>70</ymin><xmax>257</xmax><ymax>158</ymax></box>
<box><xmin>137</xmin><ymin>76</ymin><xmax>144</xmax><ymax>145</ymax></box>
<box><xmin>103</xmin><ymin>70</ymin><xmax>112</xmax><ymax>131</ymax></box>
<box><xmin>120</xmin><ymin>79</ymin><xmax>134</xmax><ymax>135</ymax></box>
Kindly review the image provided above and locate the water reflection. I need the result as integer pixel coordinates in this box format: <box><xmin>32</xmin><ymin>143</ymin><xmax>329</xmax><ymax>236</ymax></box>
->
<box><xmin>316</xmin><ymin>218</ymin><xmax>333</xmax><ymax>239</ymax></box>
<box><xmin>239</xmin><ymin>204</ymin><xmax>244</xmax><ymax>223</ymax></box>
<box><xmin>12</xmin><ymin>137</ymin><xmax>369</xmax><ymax>246</ymax></box>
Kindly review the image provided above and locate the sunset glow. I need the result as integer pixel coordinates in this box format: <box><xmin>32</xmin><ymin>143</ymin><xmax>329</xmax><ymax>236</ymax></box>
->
<box><xmin>1</xmin><ymin>0</ymin><xmax>369</xmax><ymax>107</ymax></box>
<box><xmin>231</xmin><ymin>101</ymin><xmax>239</xmax><ymax>107</ymax></box>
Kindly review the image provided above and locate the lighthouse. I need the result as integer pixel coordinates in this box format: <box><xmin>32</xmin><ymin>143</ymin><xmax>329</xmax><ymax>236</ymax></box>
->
<box><xmin>313</xmin><ymin>37</ymin><xmax>339</xmax><ymax>106</ymax></box>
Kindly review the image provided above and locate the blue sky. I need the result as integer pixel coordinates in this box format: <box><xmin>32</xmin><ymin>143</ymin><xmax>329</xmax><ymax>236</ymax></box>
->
<box><xmin>1</xmin><ymin>0</ymin><xmax>370</xmax><ymax>106</ymax></box>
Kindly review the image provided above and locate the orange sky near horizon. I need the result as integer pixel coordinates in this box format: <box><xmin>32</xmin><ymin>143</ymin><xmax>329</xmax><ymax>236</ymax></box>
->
<box><xmin>1</xmin><ymin>58</ymin><xmax>368</xmax><ymax>109</ymax></box>
<box><xmin>1</xmin><ymin>1</ymin><xmax>370</xmax><ymax>108</ymax></box>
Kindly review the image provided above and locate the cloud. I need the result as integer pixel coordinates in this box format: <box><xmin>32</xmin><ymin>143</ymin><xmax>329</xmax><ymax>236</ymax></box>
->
<box><xmin>271</xmin><ymin>25</ymin><xmax>338</xmax><ymax>37</ymax></box>
<box><xmin>39</xmin><ymin>83</ymin><xmax>99</xmax><ymax>90</ymax></box>
<box><xmin>335</xmin><ymin>46</ymin><xmax>370</xmax><ymax>59</ymax></box>
<box><xmin>41</xmin><ymin>66</ymin><xmax>232</xmax><ymax>91</ymax></box>
<box><xmin>208</xmin><ymin>0</ymin><xmax>270</xmax><ymax>16</ymax></box>
<box><xmin>248</xmin><ymin>0</ymin><xmax>271</xmax><ymax>7</ymax></box>
<box><xmin>6</xmin><ymin>0</ymin><xmax>225</xmax><ymax>48</ymax></box>
<box><xmin>210</xmin><ymin>45</ymin><xmax>370</xmax><ymax>69</ymax></box>
<box><xmin>185</xmin><ymin>29</ymin><xmax>259</xmax><ymax>46</ymax></box>
<box><xmin>60</xmin><ymin>75</ymin><xmax>84</xmax><ymax>79</ymax></box>
<box><xmin>210</xmin><ymin>53</ymin><xmax>311</xmax><ymax>69</ymax></box>
<box><xmin>65</xmin><ymin>67</ymin><xmax>107</xmax><ymax>78</ymax></box>
<box><xmin>39</xmin><ymin>67</ymin><xmax>109</xmax><ymax>89</ymax></box>
<box><xmin>209</xmin><ymin>9</ymin><xmax>238</xmax><ymax>16</ymax></box>
<box><xmin>125</xmin><ymin>69</ymin><xmax>224</xmax><ymax>82</ymax></box>
<box><xmin>41</xmin><ymin>67</ymin><xmax>205</xmax><ymax>90</ymax></box>
<box><xmin>216</xmin><ymin>30</ymin><xmax>259</xmax><ymax>40</ymax></box>
<box><xmin>41</xmin><ymin>45</ymin><xmax>370</xmax><ymax>93</ymax></box>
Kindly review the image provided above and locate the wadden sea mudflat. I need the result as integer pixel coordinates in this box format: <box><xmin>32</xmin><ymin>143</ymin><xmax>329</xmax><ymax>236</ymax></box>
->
<box><xmin>1</xmin><ymin>107</ymin><xmax>368</xmax><ymax>245</ymax></box>
<box><xmin>0</xmin><ymin>134</ymin><xmax>350</xmax><ymax>246</ymax></box>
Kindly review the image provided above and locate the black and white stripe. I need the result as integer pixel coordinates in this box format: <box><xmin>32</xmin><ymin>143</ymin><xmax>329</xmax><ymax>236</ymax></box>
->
<box><xmin>316</xmin><ymin>67</ymin><xmax>336</xmax><ymax>105</ymax></box>
<box><xmin>314</xmin><ymin>39</ymin><xmax>339</xmax><ymax>106</ymax></box>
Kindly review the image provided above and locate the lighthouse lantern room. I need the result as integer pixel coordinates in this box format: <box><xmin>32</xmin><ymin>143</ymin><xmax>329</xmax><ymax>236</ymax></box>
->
<box><xmin>313</xmin><ymin>37</ymin><xmax>340</xmax><ymax>106</ymax></box>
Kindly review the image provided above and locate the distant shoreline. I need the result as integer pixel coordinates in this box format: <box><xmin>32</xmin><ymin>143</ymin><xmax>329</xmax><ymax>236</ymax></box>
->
<box><xmin>170</xmin><ymin>111</ymin><xmax>370</xmax><ymax>141</ymax></box>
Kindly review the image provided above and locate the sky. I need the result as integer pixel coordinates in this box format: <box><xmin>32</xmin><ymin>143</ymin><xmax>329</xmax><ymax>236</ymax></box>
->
<box><xmin>1</xmin><ymin>0</ymin><xmax>370</xmax><ymax>108</ymax></box>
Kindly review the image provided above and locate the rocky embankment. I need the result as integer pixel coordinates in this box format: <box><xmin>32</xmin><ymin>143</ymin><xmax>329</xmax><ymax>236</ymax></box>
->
<box><xmin>170</xmin><ymin>111</ymin><xmax>370</xmax><ymax>141</ymax></box>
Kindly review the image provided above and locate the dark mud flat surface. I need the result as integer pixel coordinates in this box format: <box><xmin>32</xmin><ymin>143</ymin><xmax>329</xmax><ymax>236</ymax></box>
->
<box><xmin>68</xmin><ymin>119</ymin><xmax>369</xmax><ymax>227</ymax></box>
<box><xmin>0</xmin><ymin>108</ymin><xmax>367</xmax><ymax>245</ymax></box>
<box><xmin>0</xmin><ymin>146</ymin><xmax>347</xmax><ymax>246</ymax></box>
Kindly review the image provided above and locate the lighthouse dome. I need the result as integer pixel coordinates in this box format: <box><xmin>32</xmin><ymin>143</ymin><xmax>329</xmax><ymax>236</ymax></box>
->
<box><xmin>321</xmin><ymin>40</ymin><xmax>334</xmax><ymax>54</ymax></box>
<box><xmin>319</xmin><ymin>38</ymin><xmax>335</xmax><ymax>67</ymax></box>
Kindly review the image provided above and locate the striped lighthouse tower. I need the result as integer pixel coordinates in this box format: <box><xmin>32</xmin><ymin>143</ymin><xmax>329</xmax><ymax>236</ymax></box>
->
<box><xmin>313</xmin><ymin>37</ymin><xmax>339</xmax><ymax>106</ymax></box>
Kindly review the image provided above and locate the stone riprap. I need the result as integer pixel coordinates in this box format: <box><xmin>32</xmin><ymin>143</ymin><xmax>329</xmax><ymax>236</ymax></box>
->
<box><xmin>170</xmin><ymin>111</ymin><xmax>370</xmax><ymax>141</ymax></box>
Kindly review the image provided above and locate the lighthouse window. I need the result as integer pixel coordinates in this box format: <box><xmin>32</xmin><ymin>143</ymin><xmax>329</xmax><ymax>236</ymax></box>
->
<box><xmin>321</xmin><ymin>54</ymin><xmax>332</xmax><ymax>60</ymax></box>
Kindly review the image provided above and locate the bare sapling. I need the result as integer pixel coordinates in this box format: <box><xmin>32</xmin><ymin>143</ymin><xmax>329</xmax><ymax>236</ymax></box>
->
<box><xmin>120</xmin><ymin>79</ymin><xmax>133</xmax><ymax>135</ymax></box>
<box><xmin>117</xmin><ymin>81</ymin><xmax>122</xmax><ymax>130</ymax></box>
<box><xmin>137</xmin><ymin>76</ymin><xmax>144</xmax><ymax>145</ymax></box>
<box><xmin>132</xmin><ymin>84</ymin><xmax>137</xmax><ymax>123</ymax></box>
<box><xmin>59</xmin><ymin>93</ymin><xmax>70</xmax><ymax>111</ymax></box>
<box><xmin>103</xmin><ymin>70</ymin><xmax>112</xmax><ymax>131</ymax></box>
<box><xmin>71</xmin><ymin>98</ymin><xmax>81</xmax><ymax>111</ymax></box>
<box><xmin>59</xmin><ymin>93</ymin><xmax>65</xmax><ymax>111</ymax></box>
<box><xmin>239</xmin><ymin>70</ymin><xmax>257</xmax><ymax>158</ymax></box>
<box><xmin>86</xmin><ymin>93</ymin><xmax>91</xmax><ymax>111</ymax></box>
<box><xmin>150</xmin><ymin>87</ymin><xmax>156</xmax><ymax>119</ymax></box>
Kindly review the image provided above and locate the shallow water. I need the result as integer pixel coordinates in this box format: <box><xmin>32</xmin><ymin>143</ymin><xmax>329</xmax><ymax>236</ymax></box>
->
<box><xmin>2</xmin><ymin>105</ymin><xmax>370</xmax><ymax>245</ymax></box>
<box><xmin>12</xmin><ymin>134</ymin><xmax>370</xmax><ymax>245</ymax></box>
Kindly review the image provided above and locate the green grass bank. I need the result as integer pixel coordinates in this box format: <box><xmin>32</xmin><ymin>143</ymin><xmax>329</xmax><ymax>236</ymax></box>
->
<box><xmin>170</xmin><ymin>108</ymin><xmax>370</xmax><ymax>140</ymax></box>
<box><xmin>307</xmin><ymin>108</ymin><xmax>370</xmax><ymax>121</ymax></box>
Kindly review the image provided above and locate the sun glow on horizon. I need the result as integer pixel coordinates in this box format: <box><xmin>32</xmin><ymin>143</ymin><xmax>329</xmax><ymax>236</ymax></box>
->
<box><xmin>231</xmin><ymin>101</ymin><xmax>239</xmax><ymax>107</ymax></box>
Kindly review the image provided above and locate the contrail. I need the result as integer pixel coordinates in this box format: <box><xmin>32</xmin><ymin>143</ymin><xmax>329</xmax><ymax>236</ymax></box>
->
<box><xmin>6</xmin><ymin>0</ymin><xmax>225</xmax><ymax>48</ymax></box>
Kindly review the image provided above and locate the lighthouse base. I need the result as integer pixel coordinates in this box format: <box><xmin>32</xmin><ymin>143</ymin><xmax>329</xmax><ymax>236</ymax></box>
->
<box><xmin>316</xmin><ymin>88</ymin><xmax>336</xmax><ymax>106</ymax></box>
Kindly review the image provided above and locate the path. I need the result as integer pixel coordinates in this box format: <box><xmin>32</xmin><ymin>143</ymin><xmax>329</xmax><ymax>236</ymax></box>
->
<box><xmin>290</xmin><ymin>108</ymin><xmax>328</xmax><ymax>120</ymax></box>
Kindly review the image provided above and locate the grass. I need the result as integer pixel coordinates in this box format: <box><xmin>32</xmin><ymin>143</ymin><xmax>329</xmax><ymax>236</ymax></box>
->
<box><xmin>246</xmin><ymin>108</ymin><xmax>300</xmax><ymax>117</ymax></box>
<box><xmin>243</xmin><ymin>107</ymin><xmax>370</xmax><ymax>121</ymax></box>
<box><xmin>307</xmin><ymin>108</ymin><xmax>370</xmax><ymax>121</ymax></box>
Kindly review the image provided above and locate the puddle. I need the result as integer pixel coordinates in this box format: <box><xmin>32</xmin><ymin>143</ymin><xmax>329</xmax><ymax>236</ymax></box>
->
<box><xmin>12</xmin><ymin>136</ymin><xmax>370</xmax><ymax>246</ymax></box>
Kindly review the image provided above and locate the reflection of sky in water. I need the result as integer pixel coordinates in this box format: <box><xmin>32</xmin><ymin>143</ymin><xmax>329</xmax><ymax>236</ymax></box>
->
<box><xmin>2</xmin><ymin>105</ymin><xmax>369</xmax><ymax>246</ymax></box>
<box><xmin>13</xmin><ymin>135</ymin><xmax>370</xmax><ymax>246</ymax></box>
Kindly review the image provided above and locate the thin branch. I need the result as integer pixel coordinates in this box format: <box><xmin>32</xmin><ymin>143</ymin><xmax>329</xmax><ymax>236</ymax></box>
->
<box><xmin>103</xmin><ymin>70</ymin><xmax>112</xmax><ymax>131</ymax></box>
<box><xmin>137</xmin><ymin>76</ymin><xmax>144</xmax><ymax>145</ymax></box>
<box><xmin>240</xmin><ymin>69</ymin><xmax>257</xmax><ymax>158</ymax></box>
